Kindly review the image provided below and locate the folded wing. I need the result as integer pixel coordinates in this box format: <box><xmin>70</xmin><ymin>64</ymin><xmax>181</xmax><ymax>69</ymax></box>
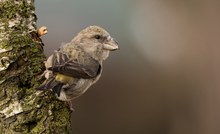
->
<box><xmin>48</xmin><ymin>50</ymin><xmax>101</xmax><ymax>79</ymax></box>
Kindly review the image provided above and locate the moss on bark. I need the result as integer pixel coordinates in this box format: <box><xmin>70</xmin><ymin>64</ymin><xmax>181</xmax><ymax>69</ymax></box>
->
<box><xmin>0</xmin><ymin>0</ymin><xmax>71</xmax><ymax>133</ymax></box>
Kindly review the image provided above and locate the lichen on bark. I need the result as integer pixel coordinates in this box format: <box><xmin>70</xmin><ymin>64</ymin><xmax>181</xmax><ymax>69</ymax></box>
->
<box><xmin>0</xmin><ymin>0</ymin><xmax>71</xmax><ymax>133</ymax></box>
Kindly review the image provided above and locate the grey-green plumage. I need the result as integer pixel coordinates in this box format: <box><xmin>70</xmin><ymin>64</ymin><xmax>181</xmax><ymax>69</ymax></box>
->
<box><xmin>37</xmin><ymin>26</ymin><xmax>118</xmax><ymax>109</ymax></box>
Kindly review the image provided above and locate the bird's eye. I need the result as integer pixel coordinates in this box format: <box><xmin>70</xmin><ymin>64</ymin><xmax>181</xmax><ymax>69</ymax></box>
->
<box><xmin>94</xmin><ymin>35</ymin><xmax>101</xmax><ymax>40</ymax></box>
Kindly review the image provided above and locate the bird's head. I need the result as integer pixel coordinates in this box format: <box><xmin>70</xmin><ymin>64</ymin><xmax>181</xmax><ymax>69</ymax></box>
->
<box><xmin>73</xmin><ymin>26</ymin><xmax>119</xmax><ymax>61</ymax></box>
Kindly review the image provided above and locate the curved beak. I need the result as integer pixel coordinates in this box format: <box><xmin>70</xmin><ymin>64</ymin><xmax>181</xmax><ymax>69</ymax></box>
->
<box><xmin>103</xmin><ymin>36</ymin><xmax>119</xmax><ymax>51</ymax></box>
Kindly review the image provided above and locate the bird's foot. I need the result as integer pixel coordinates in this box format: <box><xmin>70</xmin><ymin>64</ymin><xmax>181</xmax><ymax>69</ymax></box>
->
<box><xmin>65</xmin><ymin>101</ymin><xmax>75</xmax><ymax>112</ymax></box>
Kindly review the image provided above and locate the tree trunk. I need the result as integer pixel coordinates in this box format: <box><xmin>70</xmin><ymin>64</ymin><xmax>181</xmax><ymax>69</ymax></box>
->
<box><xmin>0</xmin><ymin>0</ymin><xmax>71</xmax><ymax>133</ymax></box>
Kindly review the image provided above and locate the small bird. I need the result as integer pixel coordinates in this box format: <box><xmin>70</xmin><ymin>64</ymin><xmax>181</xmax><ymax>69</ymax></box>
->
<box><xmin>37</xmin><ymin>26</ymin><xmax>118</xmax><ymax>110</ymax></box>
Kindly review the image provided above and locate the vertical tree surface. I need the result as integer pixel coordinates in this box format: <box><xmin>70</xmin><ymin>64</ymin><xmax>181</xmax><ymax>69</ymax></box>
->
<box><xmin>0</xmin><ymin>0</ymin><xmax>71</xmax><ymax>133</ymax></box>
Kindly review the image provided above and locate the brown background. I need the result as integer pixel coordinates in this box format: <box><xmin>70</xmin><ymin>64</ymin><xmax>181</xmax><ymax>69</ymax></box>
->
<box><xmin>36</xmin><ymin>0</ymin><xmax>220</xmax><ymax>134</ymax></box>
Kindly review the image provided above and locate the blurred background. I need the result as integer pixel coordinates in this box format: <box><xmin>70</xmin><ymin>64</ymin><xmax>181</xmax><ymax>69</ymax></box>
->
<box><xmin>36</xmin><ymin>0</ymin><xmax>220</xmax><ymax>134</ymax></box>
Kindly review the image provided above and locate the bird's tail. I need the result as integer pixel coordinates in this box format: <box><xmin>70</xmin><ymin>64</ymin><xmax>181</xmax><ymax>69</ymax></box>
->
<box><xmin>36</xmin><ymin>77</ymin><xmax>64</xmax><ymax>97</ymax></box>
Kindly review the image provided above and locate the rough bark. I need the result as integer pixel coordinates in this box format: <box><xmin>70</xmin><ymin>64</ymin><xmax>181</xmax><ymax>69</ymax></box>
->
<box><xmin>0</xmin><ymin>0</ymin><xmax>71</xmax><ymax>133</ymax></box>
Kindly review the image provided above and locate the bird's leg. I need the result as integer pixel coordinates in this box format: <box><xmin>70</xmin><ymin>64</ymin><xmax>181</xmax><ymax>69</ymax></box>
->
<box><xmin>37</xmin><ymin>71</ymin><xmax>46</xmax><ymax>81</ymax></box>
<box><xmin>36</xmin><ymin>71</ymin><xmax>46</xmax><ymax>81</ymax></box>
<box><xmin>65</xmin><ymin>101</ymin><xmax>75</xmax><ymax>112</ymax></box>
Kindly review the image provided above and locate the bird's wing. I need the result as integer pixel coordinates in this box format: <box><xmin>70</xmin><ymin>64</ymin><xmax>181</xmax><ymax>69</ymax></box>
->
<box><xmin>48</xmin><ymin>50</ymin><xmax>101</xmax><ymax>79</ymax></box>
